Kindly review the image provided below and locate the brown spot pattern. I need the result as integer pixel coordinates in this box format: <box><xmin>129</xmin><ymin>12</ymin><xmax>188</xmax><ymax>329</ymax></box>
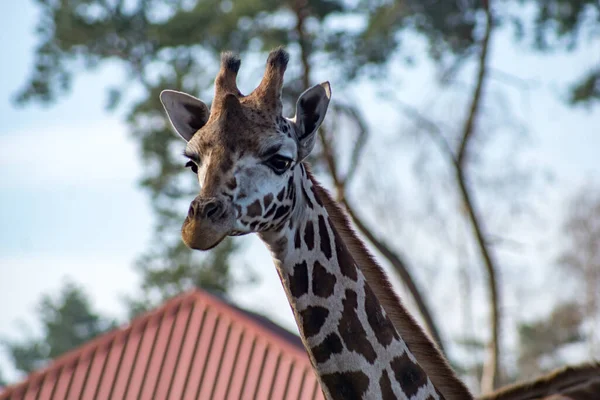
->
<box><xmin>318</xmin><ymin>215</ymin><xmax>332</xmax><ymax>259</ymax></box>
<box><xmin>311</xmin><ymin>332</ymin><xmax>343</xmax><ymax>364</ymax></box>
<box><xmin>273</xmin><ymin>204</ymin><xmax>290</xmax><ymax>220</ymax></box>
<box><xmin>300</xmin><ymin>306</ymin><xmax>329</xmax><ymax>338</ymax></box>
<box><xmin>311</xmin><ymin>186</ymin><xmax>324</xmax><ymax>207</ymax></box>
<box><xmin>289</xmin><ymin>261</ymin><xmax>309</xmax><ymax>297</ymax></box>
<box><xmin>312</xmin><ymin>261</ymin><xmax>336</xmax><ymax>298</ymax></box>
<box><xmin>263</xmin><ymin>193</ymin><xmax>273</xmax><ymax>209</ymax></box>
<box><xmin>333</xmin><ymin>228</ymin><xmax>358</xmax><ymax>281</ymax></box>
<box><xmin>294</xmin><ymin>229</ymin><xmax>301</xmax><ymax>249</ymax></box>
<box><xmin>304</xmin><ymin>221</ymin><xmax>315</xmax><ymax>250</ymax></box>
<box><xmin>364</xmin><ymin>284</ymin><xmax>397</xmax><ymax>346</ymax></box>
<box><xmin>291</xmin><ymin>189</ymin><xmax>297</xmax><ymax>211</ymax></box>
<box><xmin>246</xmin><ymin>199</ymin><xmax>262</xmax><ymax>217</ymax></box>
<box><xmin>321</xmin><ymin>371</ymin><xmax>370</xmax><ymax>400</ymax></box>
<box><xmin>277</xmin><ymin>187</ymin><xmax>285</xmax><ymax>201</ymax></box>
<box><xmin>286</xmin><ymin>176</ymin><xmax>294</xmax><ymax>199</ymax></box>
<box><xmin>379</xmin><ymin>370</ymin><xmax>396</xmax><ymax>400</ymax></box>
<box><xmin>390</xmin><ymin>353</ymin><xmax>429</xmax><ymax>399</ymax></box>
<box><xmin>301</xmin><ymin>184</ymin><xmax>314</xmax><ymax>209</ymax></box>
<box><xmin>338</xmin><ymin>289</ymin><xmax>377</xmax><ymax>364</ymax></box>
<box><xmin>226</xmin><ymin>177</ymin><xmax>237</xmax><ymax>190</ymax></box>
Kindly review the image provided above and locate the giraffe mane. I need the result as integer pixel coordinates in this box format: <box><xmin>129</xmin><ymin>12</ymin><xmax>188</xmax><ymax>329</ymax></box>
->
<box><xmin>307</xmin><ymin>167</ymin><xmax>474</xmax><ymax>400</ymax></box>
<box><xmin>479</xmin><ymin>362</ymin><xmax>600</xmax><ymax>400</ymax></box>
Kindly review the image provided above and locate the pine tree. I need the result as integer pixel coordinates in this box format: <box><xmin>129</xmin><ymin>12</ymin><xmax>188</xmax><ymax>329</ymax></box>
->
<box><xmin>2</xmin><ymin>282</ymin><xmax>116</xmax><ymax>377</ymax></box>
<box><xmin>15</xmin><ymin>0</ymin><xmax>487</xmax><ymax>315</ymax></box>
<box><xmin>16</xmin><ymin>0</ymin><xmax>599</xmax><ymax>387</ymax></box>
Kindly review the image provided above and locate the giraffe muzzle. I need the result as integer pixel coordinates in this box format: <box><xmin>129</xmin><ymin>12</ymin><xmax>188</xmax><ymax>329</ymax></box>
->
<box><xmin>181</xmin><ymin>197</ymin><xmax>234</xmax><ymax>250</ymax></box>
<box><xmin>188</xmin><ymin>198</ymin><xmax>225</xmax><ymax>220</ymax></box>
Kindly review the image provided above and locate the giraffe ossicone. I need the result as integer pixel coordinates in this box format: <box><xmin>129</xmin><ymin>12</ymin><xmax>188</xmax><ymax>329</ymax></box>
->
<box><xmin>160</xmin><ymin>48</ymin><xmax>473</xmax><ymax>400</ymax></box>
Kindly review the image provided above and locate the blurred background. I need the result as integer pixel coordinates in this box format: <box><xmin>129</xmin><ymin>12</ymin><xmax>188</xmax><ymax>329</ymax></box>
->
<box><xmin>0</xmin><ymin>0</ymin><xmax>598</xmax><ymax>394</ymax></box>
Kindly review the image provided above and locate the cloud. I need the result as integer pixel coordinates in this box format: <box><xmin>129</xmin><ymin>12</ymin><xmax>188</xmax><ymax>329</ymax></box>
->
<box><xmin>0</xmin><ymin>253</ymin><xmax>140</xmax><ymax>321</ymax></box>
<box><xmin>0</xmin><ymin>119</ymin><xmax>144</xmax><ymax>189</ymax></box>
<box><xmin>0</xmin><ymin>253</ymin><xmax>140</xmax><ymax>382</ymax></box>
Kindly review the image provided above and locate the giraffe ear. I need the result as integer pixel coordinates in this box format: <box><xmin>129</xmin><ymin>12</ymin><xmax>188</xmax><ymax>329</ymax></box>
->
<box><xmin>293</xmin><ymin>82</ymin><xmax>331</xmax><ymax>161</ymax></box>
<box><xmin>160</xmin><ymin>90</ymin><xmax>210</xmax><ymax>142</ymax></box>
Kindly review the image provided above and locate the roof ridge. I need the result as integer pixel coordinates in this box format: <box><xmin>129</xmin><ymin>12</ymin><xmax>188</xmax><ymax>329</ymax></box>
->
<box><xmin>0</xmin><ymin>288</ymin><xmax>306</xmax><ymax>397</ymax></box>
<box><xmin>0</xmin><ymin>290</ymin><xmax>193</xmax><ymax>395</ymax></box>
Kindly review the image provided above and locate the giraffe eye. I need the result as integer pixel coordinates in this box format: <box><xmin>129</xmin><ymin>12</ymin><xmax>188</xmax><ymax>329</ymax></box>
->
<box><xmin>266</xmin><ymin>155</ymin><xmax>292</xmax><ymax>174</ymax></box>
<box><xmin>185</xmin><ymin>161</ymin><xmax>198</xmax><ymax>174</ymax></box>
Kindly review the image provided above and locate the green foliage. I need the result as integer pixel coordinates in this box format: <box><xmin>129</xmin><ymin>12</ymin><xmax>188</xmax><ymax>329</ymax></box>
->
<box><xmin>569</xmin><ymin>68</ymin><xmax>600</xmax><ymax>105</ymax></box>
<box><xmin>16</xmin><ymin>0</ymin><xmax>599</xmax><ymax>383</ymax></box>
<box><xmin>525</xmin><ymin>0</ymin><xmax>598</xmax><ymax>50</ymax></box>
<box><xmin>0</xmin><ymin>369</ymin><xmax>7</xmax><ymax>387</ymax></box>
<box><xmin>2</xmin><ymin>282</ymin><xmax>116</xmax><ymax>376</ymax></box>
<box><xmin>556</xmin><ymin>186</ymin><xmax>600</xmax><ymax>352</ymax></box>
<box><xmin>520</xmin><ymin>0</ymin><xmax>600</xmax><ymax>105</ymax></box>
<box><xmin>516</xmin><ymin>301</ymin><xmax>584</xmax><ymax>379</ymax></box>
<box><xmin>507</xmin><ymin>186</ymin><xmax>600</xmax><ymax>382</ymax></box>
<box><xmin>125</xmin><ymin>236</ymin><xmax>253</xmax><ymax>318</ymax></box>
<box><xmin>16</xmin><ymin>0</ymin><xmax>492</xmax><ymax>305</ymax></box>
<box><xmin>16</xmin><ymin>0</ymin><xmax>485</xmax><ymax>105</ymax></box>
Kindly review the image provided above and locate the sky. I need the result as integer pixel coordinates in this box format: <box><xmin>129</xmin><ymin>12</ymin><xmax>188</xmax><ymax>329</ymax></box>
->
<box><xmin>1</xmin><ymin>0</ymin><xmax>599</xmax><ymax>385</ymax></box>
<box><xmin>0</xmin><ymin>2</ymin><xmax>149</xmax><ymax>379</ymax></box>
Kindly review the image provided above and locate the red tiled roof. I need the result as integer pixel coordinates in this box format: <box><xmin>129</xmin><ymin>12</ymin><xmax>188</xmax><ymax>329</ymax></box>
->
<box><xmin>0</xmin><ymin>289</ymin><xmax>324</xmax><ymax>400</ymax></box>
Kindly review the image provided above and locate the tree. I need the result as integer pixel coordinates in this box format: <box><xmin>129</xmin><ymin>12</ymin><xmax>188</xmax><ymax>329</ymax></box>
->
<box><xmin>2</xmin><ymin>282</ymin><xmax>116</xmax><ymax>377</ymax></box>
<box><xmin>15</xmin><ymin>0</ymin><xmax>485</xmax><ymax>353</ymax></box>
<box><xmin>16</xmin><ymin>0</ymin><xmax>599</xmax><ymax>393</ymax></box>
<box><xmin>557</xmin><ymin>185</ymin><xmax>600</xmax><ymax>353</ymax></box>
<box><xmin>524</xmin><ymin>0</ymin><xmax>600</xmax><ymax>106</ymax></box>
<box><xmin>507</xmin><ymin>185</ymin><xmax>600</xmax><ymax>381</ymax></box>
<box><xmin>124</xmin><ymin>237</ymin><xmax>253</xmax><ymax>317</ymax></box>
<box><xmin>516</xmin><ymin>301</ymin><xmax>585</xmax><ymax>379</ymax></box>
<box><xmin>0</xmin><ymin>369</ymin><xmax>7</xmax><ymax>387</ymax></box>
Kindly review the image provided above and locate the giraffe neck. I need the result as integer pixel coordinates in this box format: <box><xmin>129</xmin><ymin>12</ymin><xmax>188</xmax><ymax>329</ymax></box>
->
<box><xmin>260</xmin><ymin>164</ymin><xmax>443</xmax><ymax>400</ymax></box>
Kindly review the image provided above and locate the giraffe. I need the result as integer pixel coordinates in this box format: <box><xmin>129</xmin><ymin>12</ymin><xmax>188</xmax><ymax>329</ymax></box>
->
<box><xmin>159</xmin><ymin>48</ymin><xmax>474</xmax><ymax>400</ymax></box>
<box><xmin>480</xmin><ymin>362</ymin><xmax>600</xmax><ymax>400</ymax></box>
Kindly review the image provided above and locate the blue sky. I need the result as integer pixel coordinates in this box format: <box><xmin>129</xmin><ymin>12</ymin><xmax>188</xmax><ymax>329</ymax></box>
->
<box><xmin>0</xmin><ymin>2</ymin><xmax>294</xmax><ymax>382</ymax></box>
<box><xmin>0</xmin><ymin>2</ymin><xmax>149</xmax><ymax>379</ymax></box>
<box><xmin>1</xmin><ymin>0</ymin><xmax>599</xmax><ymax>384</ymax></box>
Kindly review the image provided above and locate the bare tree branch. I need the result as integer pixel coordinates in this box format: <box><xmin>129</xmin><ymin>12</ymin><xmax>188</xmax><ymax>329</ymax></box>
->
<box><xmin>458</xmin><ymin>168</ymin><xmax>501</xmax><ymax>393</ymax></box>
<box><xmin>457</xmin><ymin>2</ymin><xmax>492</xmax><ymax>167</ymax></box>
<box><xmin>291</xmin><ymin>0</ymin><xmax>447</xmax><ymax>357</ymax></box>
<box><xmin>488</xmin><ymin>68</ymin><xmax>539</xmax><ymax>90</ymax></box>
<box><xmin>332</xmin><ymin>103</ymin><xmax>369</xmax><ymax>187</ymax></box>
<box><xmin>457</xmin><ymin>1</ymin><xmax>501</xmax><ymax>392</ymax></box>
<box><xmin>394</xmin><ymin>0</ymin><xmax>501</xmax><ymax>389</ymax></box>
<box><xmin>398</xmin><ymin>97</ymin><xmax>503</xmax><ymax>390</ymax></box>
<box><xmin>293</xmin><ymin>0</ymin><xmax>311</xmax><ymax>90</ymax></box>
<box><xmin>318</xmin><ymin>126</ymin><xmax>447</xmax><ymax>355</ymax></box>
<box><xmin>394</xmin><ymin>98</ymin><xmax>457</xmax><ymax>164</ymax></box>
<box><xmin>342</xmin><ymin>194</ymin><xmax>448</xmax><ymax>354</ymax></box>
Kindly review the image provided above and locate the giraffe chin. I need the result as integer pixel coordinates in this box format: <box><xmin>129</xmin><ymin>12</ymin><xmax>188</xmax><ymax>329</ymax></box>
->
<box><xmin>181</xmin><ymin>218</ymin><xmax>230</xmax><ymax>251</ymax></box>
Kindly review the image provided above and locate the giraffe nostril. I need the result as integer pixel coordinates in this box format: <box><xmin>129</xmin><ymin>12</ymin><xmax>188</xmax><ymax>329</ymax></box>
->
<box><xmin>188</xmin><ymin>201</ymin><xmax>199</xmax><ymax>219</ymax></box>
<box><xmin>203</xmin><ymin>200</ymin><xmax>222</xmax><ymax>219</ymax></box>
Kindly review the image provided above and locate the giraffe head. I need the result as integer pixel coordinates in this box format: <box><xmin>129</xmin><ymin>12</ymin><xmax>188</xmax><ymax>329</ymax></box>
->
<box><xmin>160</xmin><ymin>48</ymin><xmax>331</xmax><ymax>250</ymax></box>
